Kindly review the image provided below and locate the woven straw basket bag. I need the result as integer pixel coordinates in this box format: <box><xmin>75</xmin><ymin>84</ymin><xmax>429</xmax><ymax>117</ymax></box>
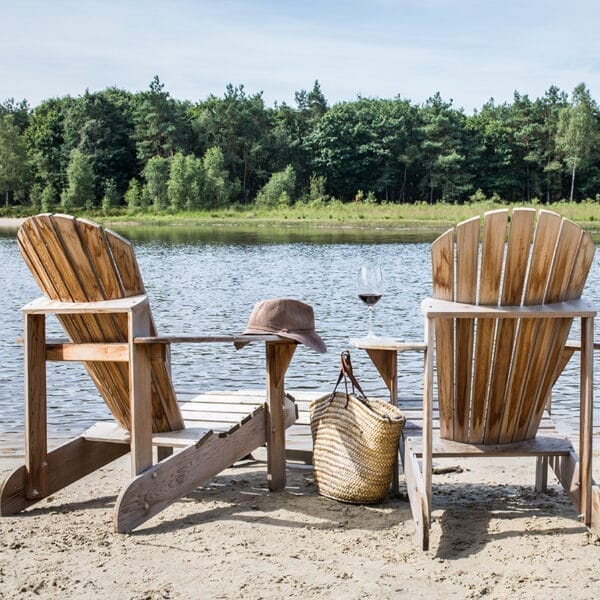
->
<box><xmin>310</xmin><ymin>351</ymin><xmax>405</xmax><ymax>504</ymax></box>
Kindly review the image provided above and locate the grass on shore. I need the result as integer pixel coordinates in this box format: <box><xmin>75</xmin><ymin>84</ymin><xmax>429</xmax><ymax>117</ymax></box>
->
<box><xmin>3</xmin><ymin>199</ymin><xmax>600</xmax><ymax>230</ymax></box>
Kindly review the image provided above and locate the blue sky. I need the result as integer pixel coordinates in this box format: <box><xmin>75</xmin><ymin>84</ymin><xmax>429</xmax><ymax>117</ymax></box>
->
<box><xmin>2</xmin><ymin>0</ymin><xmax>600</xmax><ymax>112</ymax></box>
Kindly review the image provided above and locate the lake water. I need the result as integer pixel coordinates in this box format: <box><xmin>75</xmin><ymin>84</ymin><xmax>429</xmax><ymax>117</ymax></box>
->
<box><xmin>1</xmin><ymin>224</ymin><xmax>599</xmax><ymax>456</ymax></box>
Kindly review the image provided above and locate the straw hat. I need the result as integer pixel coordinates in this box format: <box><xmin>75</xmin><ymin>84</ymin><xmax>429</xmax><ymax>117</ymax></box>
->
<box><xmin>241</xmin><ymin>298</ymin><xmax>327</xmax><ymax>353</ymax></box>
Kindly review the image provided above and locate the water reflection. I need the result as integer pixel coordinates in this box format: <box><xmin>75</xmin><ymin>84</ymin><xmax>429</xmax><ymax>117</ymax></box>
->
<box><xmin>111</xmin><ymin>223</ymin><xmax>444</xmax><ymax>245</ymax></box>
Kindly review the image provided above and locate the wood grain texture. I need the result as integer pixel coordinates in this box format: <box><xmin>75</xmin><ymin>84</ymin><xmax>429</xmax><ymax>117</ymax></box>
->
<box><xmin>521</xmin><ymin>221</ymin><xmax>585</xmax><ymax>440</ymax></box>
<box><xmin>431</xmin><ymin>228</ymin><xmax>454</xmax><ymax>439</ymax></box>
<box><xmin>0</xmin><ymin>437</ymin><xmax>128</xmax><ymax>515</ymax></box>
<box><xmin>265</xmin><ymin>342</ymin><xmax>296</xmax><ymax>491</ymax></box>
<box><xmin>453</xmin><ymin>216</ymin><xmax>480</xmax><ymax>442</ymax></box>
<box><xmin>403</xmin><ymin>440</ymin><xmax>430</xmax><ymax>551</ymax></box>
<box><xmin>499</xmin><ymin>210</ymin><xmax>562</xmax><ymax>442</ymax></box>
<box><xmin>485</xmin><ymin>208</ymin><xmax>536</xmax><ymax>443</ymax></box>
<box><xmin>17</xmin><ymin>214</ymin><xmax>184</xmax><ymax>433</ymax></box>
<box><xmin>114</xmin><ymin>396</ymin><xmax>296</xmax><ymax>532</ymax></box>
<box><xmin>24</xmin><ymin>313</ymin><xmax>48</xmax><ymax>499</ymax></box>
<box><xmin>129</xmin><ymin>302</ymin><xmax>153</xmax><ymax>475</ymax></box>
<box><xmin>470</xmin><ymin>210</ymin><xmax>508</xmax><ymax>443</ymax></box>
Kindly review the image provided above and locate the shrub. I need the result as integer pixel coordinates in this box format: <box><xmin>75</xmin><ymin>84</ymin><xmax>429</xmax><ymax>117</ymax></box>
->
<box><xmin>256</xmin><ymin>165</ymin><xmax>296</xmax><ymax>207</ymax></box>
<box><xmin>469</xmin><ymin>188</ymin><xmax>487</xmax><ymax>203</ymax></box>
<box><xmin>125</xmin><ymin>179</ymin><xmax>143</xmax><ymax>211</ymax></box>
<box><xmin>101</xmin><ymin>179</ymin><xmax>120</xmax><ymax>214</ymax></box>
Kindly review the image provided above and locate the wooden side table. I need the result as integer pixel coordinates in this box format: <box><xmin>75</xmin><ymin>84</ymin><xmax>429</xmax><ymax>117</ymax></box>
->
<box><xmin>350</xmin><ymin>338</ymin><xmax>426</xmax><ymax>496</ymax></box>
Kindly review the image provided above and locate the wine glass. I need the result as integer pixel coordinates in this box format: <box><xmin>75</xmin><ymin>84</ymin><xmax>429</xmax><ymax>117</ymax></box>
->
<box><xmin>357</xmin><ymin>265</ymin><xmax>384</xmax><ymax>338</ymax></box>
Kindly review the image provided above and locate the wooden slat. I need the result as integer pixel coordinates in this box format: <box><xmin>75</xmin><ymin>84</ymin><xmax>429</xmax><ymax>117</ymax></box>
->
<box><xmin>20</xmin><ymin>216</ymin><xmax>134</xmax><ymax>431</ymax></box>
<box><xmin>421</xmin><ymin>297</ymin><xmax>595</xmax><ymax>319</ymax></box>
<box><xmin>404</xmin><ymin>440</ymin><xmax>430</xmax><ymax>551</ymax></box>
<box><xmin>470</xmin><ymin>209</ymin><xmax>508</xmax><ymax>443</ymax></box>
<box><xmin>453</xmin><ymin>216</ymin><xmax>480</xmax><ymax>442</ymax></box>
<box><xmin>73</xmin><ymin>218</ymin><xmax>124</xmax><ymax>300</ymax></box>
<box><xmin>406</xmin><ymin>433</ymin><xmax>573</xmax><ymax>458</ymax></box>
<box><xmin>351</xmin><ymin>339</ymin><xmax>427</xmax><ymax>352</ymax></box>
<box><xmin>135</xmin><ymin>334</ymin><xmax>283</xmax><ymax>344</ymax></box>
<box><xmin>499</xmin><ymin>210</ymin><xmax>562</xmax><ymax>442</ymax></box>
<box><xmin>519</xmin><ymin>221</ymin><xmax>586</xmax><ymax>440</ymax></box>
<box><xmin>23</xmin><ymin>295</ymin><xmax>147</xmax><ymax>314</ymax></box>
<box><xmin>83</xmin><ymin>421</ymin><xmax>212</xmax><ymax>448</ymax></box>
<box><xmin>114</xmin><ymin>395</ymin><xmax>297</xmax><ymax>533</ymax></box>
<box><xmin>431</xmin><ymin>228</ymin><xmax>454</xmax><ymax>439</ymax></box>
<box><xmin>17</xmin><ymin>215</ymin><xmax>185</xmax><ymax>433</ymax></box>
<box><xmin>524</xmin><ymin>227</ymin><xmax>596</xmax><ymax>439</ymax></box>
<box><xmin>46</xmin><ymin>342</ymin><xmax>130</xmax><ymax>362</ymax></box>
<box><xmin>485</xmin><ymin>208</ymin><xmax>536</xmax><ymax>443</ymax></box>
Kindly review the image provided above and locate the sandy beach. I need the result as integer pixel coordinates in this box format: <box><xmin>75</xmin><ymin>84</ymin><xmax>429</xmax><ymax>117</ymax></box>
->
<box><xmin>1</xmin><ymin>450</ymin><xmax>599</xmax><ymax>600</ymax></box>
<box><xmin>0</xmin><ymin>217</ymin><xmax>25</xmax><ymax>229</ymax></box>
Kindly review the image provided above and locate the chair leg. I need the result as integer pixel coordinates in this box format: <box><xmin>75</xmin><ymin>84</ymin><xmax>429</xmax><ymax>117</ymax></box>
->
<box><xmin>1</xmin><ymin>437</ymin><xmax>128</xmax><ymax>515</ymax></box>
<box><xmin>403</xmin><ymin>439</ymin><xmax>430</xmax><ymax>551</ymax></box>
<box><xmin>535</xmin><ymin>456</ymin><xmax>548</xmax><ymax>492</ymax></box>
<box><xmin>24</xmin><ymin>313</ymin><xmax>48</xmax><ymax>500</ymax></box>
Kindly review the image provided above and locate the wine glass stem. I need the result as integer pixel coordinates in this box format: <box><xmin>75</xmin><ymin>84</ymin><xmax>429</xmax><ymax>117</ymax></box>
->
<box><xmin>368</xmin><ymin>306</ymin><xmax>374</xmax><ymax>336</ymax></box>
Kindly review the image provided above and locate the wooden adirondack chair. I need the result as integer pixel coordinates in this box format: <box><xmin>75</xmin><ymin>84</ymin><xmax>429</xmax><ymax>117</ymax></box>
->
<box><xmin>0</xmin><ymin>214</ymin><xmax>298</xmax><ymax>532</ymax></box>
<box><xmin>403</xmin><ymin>208</ymin><xmax>599</xmax><ymax>550</ymax></box>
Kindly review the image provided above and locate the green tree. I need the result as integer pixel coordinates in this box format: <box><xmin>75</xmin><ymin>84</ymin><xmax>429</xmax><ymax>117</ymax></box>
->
<box><xmin>191</xmin><ymin>85</ymin><xmax>271</xmax><ymax>202</ymax></box>
<box><xmin>202</xmin><ymin>146</ymin><xmax>235</xmax><ymax>207</ymax></box>
<box><xmin>142</xmin><ymin>156</ymin><xmax>170</xmax><ymax>210</ymax></box>
<box><xmin>419</xmin><ymin>93</ymin><xmax>472</xmax><ymax>203</ymax></box>
<box><xmin>30</xmin><ymin>182</ymin><xmax>43</xmax><ymax>212</ymax></box>
<box><xmin>124</xmin><ymin>178</ymin><xmax>143</xmax><ymax>211</ymax></box>
<box><xmin>167</xmin><ymin>152</ymin><xmax>205</xmax><ymax>210</ymax></box>
<box><xmin>256</xmin><ymin>165</ymin><xmax>296</xmax><ymax>206</ymax></box>
<box><xmin>25</xmin><ymin>96</ymin><xmax>74</xmax><ymax>194</ymax></box>
<box><xmin>0</xmin><ymin>115</ymin><xmax>30</xmax><ymax>206</ymax></box>
<box><xmin>0</xmin><ymin>98</ymin><xmax>30</xmax><ymax>133</ymax></box>
<box><xmin>40</xmin><ymin>183</ymin><xmax>56</xmax><ymax>212</ymax></box>
<box><xmin>63</xmin><ymin>89</ymin><xmax>137</xmax><ymax>201</ymax></box>
<box><xmin>309</xmin><ymin>97</ymin><xmax>420</xmax><ymax>202</ymax></box>
<box><xmin>101</xmin><ymin>178</ymin><xmax>120</xmax><ymax>213</ymax></box>
<box><xmin>133</xmin><ymin>76</ymin><xmax>192</xmax><ymax>163</ymax></box>
<box><xmin>61</xmin><ymin>149</ymin><xmax>95</xmax><ymax>211</ymax></box>
<box><xmin>556</xmin><ymin>84</ymin><xmax>598</xmax><ymax>201</ymax></box>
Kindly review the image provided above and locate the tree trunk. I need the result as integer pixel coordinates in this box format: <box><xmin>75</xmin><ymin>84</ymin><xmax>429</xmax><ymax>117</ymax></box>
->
<box><xmin>5</xmin><ymin>191</ymin><xmax>9</xmax><ymax>208</ymax></box>
<box><xmin>569</xmin><ymin>161</ymin><xmax>576</xmax><ymax>202</ymax></box>
<box><xmin>400</xmin><ymin>164</ymin><xmax>407</xmax><ymax>204</ymax></box>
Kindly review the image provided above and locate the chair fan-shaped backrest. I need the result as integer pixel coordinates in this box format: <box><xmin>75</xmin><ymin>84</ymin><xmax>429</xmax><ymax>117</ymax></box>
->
<box><xmin>17</xmin><ymin>214</ymin><xmax>184</xmax><ymax>433</ymax></box>
<box><xmin>431</xmin><ymin>208</ymin><xmax>595</xmax><ymax>444</ymax></box>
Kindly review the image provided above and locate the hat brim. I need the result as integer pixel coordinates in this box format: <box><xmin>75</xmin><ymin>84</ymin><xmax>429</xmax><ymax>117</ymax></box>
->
<box><xmin>242</xmin><ymin>327</ymin><xmax>327</xmax><ymax>354</ymax></box>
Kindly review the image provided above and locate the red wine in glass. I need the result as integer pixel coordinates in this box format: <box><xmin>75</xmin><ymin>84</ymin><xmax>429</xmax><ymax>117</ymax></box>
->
<box><xmin>357</xmin><ymin>266</ymin><xmax>384</xmax><ymax>337</ymax></box>
<box><xmin>358</xmin><ymin>293</ymin><xmax>382</xmax><ymax>306</ymax></box>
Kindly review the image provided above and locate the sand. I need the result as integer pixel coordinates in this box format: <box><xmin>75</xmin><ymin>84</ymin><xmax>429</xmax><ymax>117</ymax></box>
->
<box><xmin>0</xmin><ymin>217</ymin><xmax>25</xmax><ymax>230</ymax></box>
<box><xmin>1</xmin><ymin>451</ymin><xmax>599</xmax><ymax>600</ymax></box>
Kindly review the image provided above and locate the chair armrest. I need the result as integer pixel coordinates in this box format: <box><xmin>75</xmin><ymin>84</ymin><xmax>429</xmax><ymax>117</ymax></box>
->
<box><xmin>421</xmin><ymin>297</ymin><xmax>597</xmax><ymax>319</ymax></box>
<box><xmin>22</xmin><ymin>295</ymin><xmax>149</xmax><ymax>314</ymax></box>
<box><xmin>134</xmin><ymin>334</ymin><xmax>286</xmax><ymax>345</ymax></box>
<box><xmin>350</xmin><ymin>338</ymin><xmax>426</xmax><ymax>352</ymax></box>
<box><xmin>565</xmin><ymin>340</ymin><xmax>600</xmax><ymax>352</ymax></box>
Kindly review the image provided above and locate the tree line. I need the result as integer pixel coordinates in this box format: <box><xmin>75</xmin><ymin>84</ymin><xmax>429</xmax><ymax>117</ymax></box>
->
<box><xmin>1</xmin><ymin>76</ymin><xmax>599</xmax><ymax>212</ymax></box>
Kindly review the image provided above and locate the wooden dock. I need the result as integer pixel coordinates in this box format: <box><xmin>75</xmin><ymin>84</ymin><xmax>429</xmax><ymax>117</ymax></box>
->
<box><xmin>177</xmin><ymin>389</ymin><xmax>576</xmax><ymax>465</ymax></box>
